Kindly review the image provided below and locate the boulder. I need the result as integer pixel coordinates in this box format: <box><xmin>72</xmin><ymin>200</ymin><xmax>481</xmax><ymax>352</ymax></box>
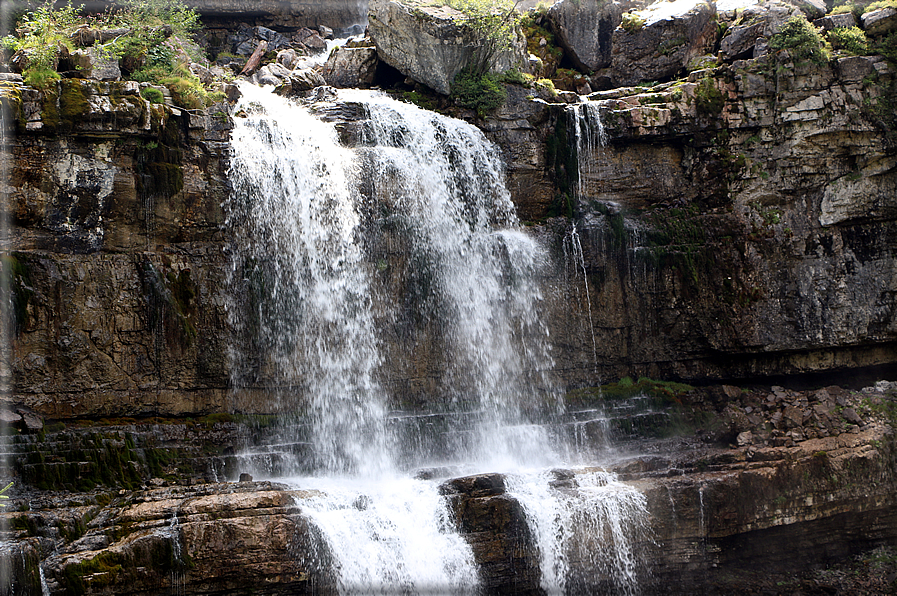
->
<box><xmin>275</xmin><ymin>68</ymin><xmax>327</xmax><ymax>96</ymax></box>
<box><xmin>368</xmin><ymin>0</ymin><xmax>527</xmax><ymax>95</ymax></box>
<box><xmin>546</xmin><ymin>0</ymin><xmax>646</xmax><ymax>72</ymax></box>
<box><xmin>70</xmin><ymin>47</ymin><xmax>121</xmax><ymax>81</ymax></box>
<box><xmin>862</xmin><ymin>6</ymin><xmax>897</xmax><ymax>36</ymax></box>
<box><xmin>294</xmin><ymin>27</ymin><xmax>328</xmax><ymax>52</ymax></box>
<box><xmin>717</xmin><ymin>0</ymin><xmax>803</xmax><ymax>62</ymax></box>
<box><xmin>813</xmin><ymin>12</ymin><xmax>857</xmax><ymax>32</ymax></box>
<box><xmin>611</xmin><ymin>0</ymin><xmax>718</xmax><ymax>86</ymax></box>
<box><xmin>276</xmin><ymin>48</ymin><xmax>302</xmax><ymax>70</ymax></box>
<box><xmin>322</xmin><ymin>46</ymin><xmax>379</xmax><ymax>88</ymax></box>
<box><xmin>252</xmin><ymin>64</ymin><xmax>283</xmax><ymax>86</ymax></box>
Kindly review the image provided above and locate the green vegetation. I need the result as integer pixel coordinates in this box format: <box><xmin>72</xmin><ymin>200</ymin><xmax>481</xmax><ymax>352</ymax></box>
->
<box><xmin>0</xmin><ymin>1</ymin><xmax>81</xmax><ymax>89</ymax></box>
<box><xmin>63</xmin><ymin>551</ymin><xmax>124</xmax><ymax>595</ymax></box>
<box><xmin>621</xmin><ymin>12</ymin><xmax>645</xmax><ymax>32</ymax></box>
<box><xmin>450</xmin><ymin>67</ymin><xmax>506</xmax><ymax>115</ymax></box>
<box><xmin>827</xmin><ymin>26</ymin><xmax>869</xmax><ymax>55</ymax></box>
<box><xmin>768</xmin><ymin>16</ymin><xmax>831</xmax><ymax>65</ymax></box>
<box><xmin>568</xmin><ymin>377</ymin><xmax>695</xmax><ymax>404</ymax></box>
<box><xmin>439</xmin><ymin>0</ymin><xmax>521</xmax><ymax>74</ymax></box>
<box><xmin>695</xmin><ymin>76</ymin><xmax>725</xmax><ymax>114</ymax></box>
<box><xmin>863</xmin><ymin>0</ymin><xmax>897</xmax><ymax>13</ymax></box>
<box><xmin>0</xmin><ymin>482</ymin><xmax>11</xmax><ymax>508</ymax></box>
<box><xmin>872</xmin><ymin>31</ymin><xmax>897</xmax><ymax>63</ymax></box>
<box><xmin>2</xmin><ymin>0</ymin><xmax>218</xmax><ymax>108</ymax></box>
<box><xmin>140</xmin><ymin>86</ymin><xmax>165</xmax><ymax>103</ymax></box>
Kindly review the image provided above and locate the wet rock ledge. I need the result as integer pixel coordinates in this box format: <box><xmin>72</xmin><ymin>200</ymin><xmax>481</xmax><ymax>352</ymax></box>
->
<box><xmin>0</xmin><ymin>382</ymin><xmax>895</xmax><ymax>594</ymax></box>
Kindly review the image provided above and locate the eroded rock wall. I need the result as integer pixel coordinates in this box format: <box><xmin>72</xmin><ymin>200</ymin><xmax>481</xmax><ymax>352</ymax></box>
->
<box><xmin>2</xmin><ymin>79</ymin><xmax>232</xmax><ymax>417</ymax></box>
<box><xmin>483</xmin><ymin>54</ymin><xmax>897</xmax><ymax>388</ymax></box>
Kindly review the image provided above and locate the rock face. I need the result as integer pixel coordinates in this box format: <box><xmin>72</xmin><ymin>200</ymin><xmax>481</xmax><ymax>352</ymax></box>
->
<box><xmin>2</xmin><ymin>385</ymin><xmax>895</xmax><ymax>594</ymax></box>
<box><xmin>497</xmin><ymin>52</ymin><xmax>897</xmax><ymax>387</ymax></box>
<box><xmin>368</xmin><ymin>0</ymin><xmax>527</xmax><ymax>95</ymax></box>
<box><xmin>546</xmin><ymin>0</ymin><xmax>641</xmax><ymax>72</ymax></box>
<box><xmin>322</xmin><ymin>45</ymin><xmax>379</xmax><ymax>88</ymax></box>
<box><xmin>610</xmin><ymin>0</ymin><xmax>718</xmax><ymax>86</ymax></box>
<box><xmin>2</xmin><ymin>78</ymin><xmax>232</xmax><ymax>417</ymax></box>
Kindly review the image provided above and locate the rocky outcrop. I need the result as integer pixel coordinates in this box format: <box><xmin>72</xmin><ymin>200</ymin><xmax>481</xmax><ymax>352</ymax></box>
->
<box><xmin>1</xmin><ymin>78</ymin><xmax>233</xmax><ymax>417</ymax></box>
<box><xmin>368</xmin><ymin>0</ymin><xmax>527</xmax><ymax>95</ymax></box>
<box><xmin>2</xmin><ymin>384</ymin><xmax>894</xmax><ymax>594</ymax></box>
<box><xmin>322</xmin><ymin>44</ymin><xmax>380</xmax><ymax>88</ymax></box>
<box><xmin>546</xmin><ymin>0</ymin><xmax>643</xmax><ymax>73</ymax></box>
<box><xmin>862</xmin><ymin>6</ymin><xmax>897</xmax><ymax>36</ymax></box>
<box><xmin>610</xmin><ymin>0</ymin><xmax>718</xmax><ymax>86</ymax></box>
<box><xmin>486</xmin><ymin>51</ymin><xmax>897</xmax><ymax>386</ymax></box>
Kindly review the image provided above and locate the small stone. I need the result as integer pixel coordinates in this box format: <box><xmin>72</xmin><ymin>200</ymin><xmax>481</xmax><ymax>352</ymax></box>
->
<box><xmin>239</xmin><ymin>473</ymin><xmax>253</xmax><ymax>482</ymax></box>
<box><xmin>318</xmin><ymin>25</ymin><xmax>334</xmax><ymax>40</ymax></box>
<box><xmin>737</xmin><ymin>431</ymin><xmax>753</xmax><ymax>446</ymax></box>
<box><xmin>841</xmin><ymin>407</ymin><xmax>862</xmax><ymax>424</ymax></box>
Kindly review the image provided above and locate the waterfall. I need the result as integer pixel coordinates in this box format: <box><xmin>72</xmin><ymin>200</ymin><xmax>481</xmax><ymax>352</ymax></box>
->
<box><xmin>292</xmin><ymin>476</ymin><xmax>479</xmax><ymax>595</ymax></box>
<box><xmin>226</xmin><ymin>84</ymin><xmax>650</xmax><ymax>595</ymax></box>
<box><xmin>227</xmin><ymin>84</ymin><xmax>390</xmax><ymax>476</ymax></box>
<box><xmin>346</xmin><ymin>89</ymin><xmax>557</xmax><ymax>468</ymax></box>
<box><xmin>507</xmin><ymin>469</ymin><xmax>651</xmax><ymax>596</ymax></box>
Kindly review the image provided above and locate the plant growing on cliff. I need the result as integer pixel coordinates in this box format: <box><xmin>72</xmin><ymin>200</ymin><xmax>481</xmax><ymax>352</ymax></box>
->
<box><xmin>451</xmin><ymin>66</ymin><xmax>506</xmax><ymax>115</ymax></box>
<box><xmin>827</xmin><ymin>26</ymin><xmax>869</xmax><ymax>55</ymax></box>
<box><xmin>769</xmin><ymin>16</ymin><xmax>831</xmax><ymax>65</ymax></box>
<box><xmin>440</xmin><ymin>0</ymin><xmax>522</xmax><ymax>74</ymax></box>
<box><xmin>1</xmin><ymin>1</ymin><xmax>82</xmax><ymax>89</ymax></box>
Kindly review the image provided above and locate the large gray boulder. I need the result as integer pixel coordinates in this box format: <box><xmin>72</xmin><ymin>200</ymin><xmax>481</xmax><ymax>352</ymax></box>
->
<box><xmin>717</xmin><ymin>0</ymin><xmax>804</xmax><ymax>62</ymax></box>
<box><xmin>546</xmin><ymin>0</ymin><xmax>647</xmax><ymax>72</ymax></box>
<box><xmin>862</xmin><ymin>6</ymin><xmax>897</xmax><ymax>36</ymax></box>
<box><xmin>322</xmin><ymin>46</ymin><xmax>380</xmax><ymax>88</ymax></box>
<box><xmin>368</xmin><ymin>0</ymin><xmax>526</xmax><ymax>95</ymax></box>
<box><xmin>611</xmin><ymin>0</ymin><xmax>717</xmax><ymax>86</ymax></box>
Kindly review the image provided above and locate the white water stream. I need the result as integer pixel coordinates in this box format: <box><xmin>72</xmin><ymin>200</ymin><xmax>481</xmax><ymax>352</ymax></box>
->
<box><xmin>227</xmin><ymin>84</ymin><xmax>649</xmax><ymax>594</ymax></box>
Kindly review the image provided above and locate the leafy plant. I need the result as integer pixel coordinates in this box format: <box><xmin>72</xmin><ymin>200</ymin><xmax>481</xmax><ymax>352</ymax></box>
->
<box><xmin>769</xmin><ymin>16</ymin><xmax>831</xmax><ymax>65</ymax></box>
<box><xmin>863</xmin><ymin>0</ymin><xmax>897</xmax><ymax>13</ymax></box>
<box><xmin>0</xmin><ymin>482</ymin><xmax>11</xmax><ymax>507</ymax></box>
<box><xmin>140</xmin><ymin>86</ymin><xmax>165</xmax><ymax>103</ymax></box>
<box><xmin>440</xmin><ymin>0</ymin><xmax>521</xmax><ymax>74</ymax></box>
<box><xmin>2</xmin><ymin>1</ymin><xmax>82</xmax><ymax>88</ymax></box>
<box><xmin>451</xmin><ymin>66</ymin><xmax>506</xmax><ymax>115</ymax></box>
<box><xmin>827</xmin><ymin>26</ymin><xmax>869</xmax><ymax>55</ymax></box>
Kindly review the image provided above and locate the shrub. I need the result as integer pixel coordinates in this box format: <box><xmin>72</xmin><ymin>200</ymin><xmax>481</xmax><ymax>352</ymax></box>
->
<box><xmin>827</xmin><ymin>26</ymin><xmax>869</xmax><ymax>55</ymax></box>
<box><xmin>769</xmin><ymin>16</ymin><xmax>831</xmax><ymax>65</ymax></box>
<box><xmin>621</xmin><ymin>12</ymin><xmax>646</xmax><ymax>32</ymax></box>
<box><xmin>451</xmin><ymin>67</ymin><xmax>506</xmax><ymax>115</ymax></box>
<box><xmin>864</xmin><ymin>0</ymin><xmax>897</xmax><ymax>13</ymax></box>
<box><xmin>443</xmin><ymin>0</ymin><xmax>521</xmax><ymax>75</ymax></box>
<box><xmin>140</xmin><ymin>86</ymin><xmax>165</xmax><ymax>103</ymax></box>
<box><xmin>23</xmin><ymin>65</ymin><xmax>61</xmax><ymax>89</ymax></box>
<box><xmin>499</xmin><ymin>69</ymin><xmax>530</xmax><ymax>85</ymax></box>
<box><xmin>872</xmin><ymin>31</ymin><xmax>897</xmax><ymax>62</ymax></box>
<box><xmin>830</xmin><ymin>3</ymin><xmax>854</xmax><ymax>13</ymax></box>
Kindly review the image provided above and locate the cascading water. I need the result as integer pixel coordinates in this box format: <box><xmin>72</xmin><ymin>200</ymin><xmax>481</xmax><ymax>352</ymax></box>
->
<box><xmin>507</xmin><ymin>469</ymin><xmax>651</xmax><ymax>596</ymax></box>
<box><xmin>226</xmin><ymin>83</ymin><xmax>650</xmax><ymax>594</ymax></box>
<box><xmin>227</xmin><ymin>84</ymin><xmax>390</xmax><ymax>476</ymax></box>
<box><xmin>348</xmin><ymin>89</ymin><xmax>557</xmax><ymax>469</ymax></box>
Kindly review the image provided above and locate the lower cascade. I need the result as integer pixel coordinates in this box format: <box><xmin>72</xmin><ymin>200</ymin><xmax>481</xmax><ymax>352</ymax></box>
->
<box><xmin>226</xmin><ymin>83</ymin><xmax>651</xmax><ymax>594</ymax></box>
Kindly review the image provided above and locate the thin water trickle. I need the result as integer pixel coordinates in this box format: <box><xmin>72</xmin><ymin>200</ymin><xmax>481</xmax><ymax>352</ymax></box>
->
<box><xmin>567</xmin><ymin>100</ymin><xmax>606</xmax><ymax>379</ymax></box>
